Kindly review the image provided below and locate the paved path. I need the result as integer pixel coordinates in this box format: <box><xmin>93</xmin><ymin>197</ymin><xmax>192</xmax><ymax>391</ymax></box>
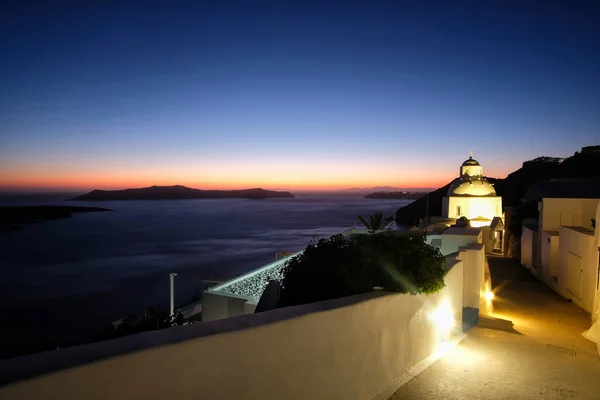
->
<box><xmin>391</xmin><ymin>257</ymin><xmax>600</xmax><ymax>400</ymax></box>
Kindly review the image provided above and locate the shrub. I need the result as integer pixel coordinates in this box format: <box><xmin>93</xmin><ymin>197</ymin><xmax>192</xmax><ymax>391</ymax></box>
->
<box><xmin>278</xmin><ymin>233</ymin><xmax>446</xmax><ymax>307</ymax></box>
<box><xmin>100</xmin><ymin>308</ymin><xmax>186</xmax><ymax>341</ymax></box>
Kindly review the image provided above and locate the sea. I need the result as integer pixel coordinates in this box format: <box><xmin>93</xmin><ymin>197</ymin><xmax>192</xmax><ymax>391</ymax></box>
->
<box><xmin>0</xmin><ymin>195</ymin><xmax>411</xmax><ymax>359</ymax></box>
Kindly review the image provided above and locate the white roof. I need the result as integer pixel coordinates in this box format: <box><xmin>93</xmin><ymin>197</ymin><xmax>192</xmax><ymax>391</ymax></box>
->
<box><xmin>443</xmin><ymin>227</ymin><xmax>482</xmax><ymax>236</ymax></box>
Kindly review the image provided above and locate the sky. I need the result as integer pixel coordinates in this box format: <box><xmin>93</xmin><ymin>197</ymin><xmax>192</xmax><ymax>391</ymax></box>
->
<box><xmin>1</xmin><ymin>1</ymin><xmax>599</xmax><ymax>191</ymax></box>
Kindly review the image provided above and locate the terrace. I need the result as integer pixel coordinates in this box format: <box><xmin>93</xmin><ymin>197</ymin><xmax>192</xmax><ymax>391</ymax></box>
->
<box><xmin>0</xmin><ymin>228</ymin><xmax>497</xmax><ymax>399</ymax></box>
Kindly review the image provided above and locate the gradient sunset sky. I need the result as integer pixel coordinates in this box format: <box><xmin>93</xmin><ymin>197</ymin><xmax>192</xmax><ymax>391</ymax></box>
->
<box><xmin>1</xmin><ymin>1</ymin><xmax>599</xmax><ymax>191</ymax></box>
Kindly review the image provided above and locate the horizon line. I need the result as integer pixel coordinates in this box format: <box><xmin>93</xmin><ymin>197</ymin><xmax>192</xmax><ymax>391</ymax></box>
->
<box><xmin>0</xmin><ymin>184</ymin><xmax>441</xmax><ymax>194</ymax></box>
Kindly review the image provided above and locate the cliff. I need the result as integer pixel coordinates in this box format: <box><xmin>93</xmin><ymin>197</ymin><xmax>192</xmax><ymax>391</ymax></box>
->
<box><xmin>394</xmin><ymin>184</ymin><xmax>451</xmax><ymax>226</ymax></box>
<box><xmin>70</xmin><ymin>185</ymin><xmax>295</xmax><ymax>201</ymax></box>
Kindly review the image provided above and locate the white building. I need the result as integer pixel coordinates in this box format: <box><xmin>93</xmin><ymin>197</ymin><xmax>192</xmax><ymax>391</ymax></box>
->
<box><xmin>437</xmin><ymin>227</ymin><xmax>482</xmax><ymax>257</ymax></box>
<box><xmin>442</xmin><ymin>153</ymin><xmax>503</xmax><ymax>226</ymax></box>
<box><xmin>426</xmin><ymin>152</ymin><xmax>505</xmax><ymax>255</ymax></box>
<box><xmin>520</xmin><ymin>178</ymin><xmax>600</xmax><ymax>314</ymax></box>
<box><xmin>520</xmin><ymin>218</ymin><xmax>538</xmax><ymax>271</ymax></box>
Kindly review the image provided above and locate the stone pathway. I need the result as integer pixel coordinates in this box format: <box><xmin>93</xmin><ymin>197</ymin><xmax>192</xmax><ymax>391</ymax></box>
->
<box><xmin>390</xmin><ymin>257</ymin><xmax>600</xmax><ymax>400</ymax></box>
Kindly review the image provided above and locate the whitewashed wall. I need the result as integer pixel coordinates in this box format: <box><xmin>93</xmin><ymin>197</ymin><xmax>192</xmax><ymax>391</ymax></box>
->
<box><xmin>480</xmin><ymin>258</ymin><xmax>494</xmax><ymax>315</ymax></box>
<box><xmin>444</xmin><ymin>196</ymin><xmax>502</xmax><ymax>222</ymax></box>
<box><xmin>457</xmin><ymin>243</ymin><xmax>485</xmax><ymax>310</ymax></box>
<box><xmin>540</xmin><ymin>230</ymin><xmax>560</xmax><ymax>290</ymax></box>
<box><xmin>541</xmin><ymin>198</ymin><xmax>599</xmax><ymax>232</ymax></box>
<box><xmin>202</xmin><ymin>291</ymin><xmax>255</xmax><ymax>321</ymax></box>
<box><xmin>440</xmin><ymin>229</ymin><xmax>482</xmax><ymax>256</ymax></box>
<box><xmin>521</xmin><ymin>226</ymin><xmax>535</xmax><ymax>274</ymax></box>
<box><xmin>557</xmin><ymin>227</ymin><xmax>598</xmax><ymax>313</ymax></box>
<box><xmin>591</xmin><ymin>202</ymin><xmax>600</xmax><ymax>322</ymax></box>
<box><xmin>0</xmin><ymin>263</ymin><xmax>465</xmax><ymax>400</ymax></box>
<box><xmin>595</xmin><ymin>202</ymin><xmax>600</xmax><ymax>250</ymax></box>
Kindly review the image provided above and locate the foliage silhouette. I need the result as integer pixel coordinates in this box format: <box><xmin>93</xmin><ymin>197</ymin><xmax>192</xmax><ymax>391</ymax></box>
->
<box><xmin>357</xmin><ymin>212</ymin><xmax>396</xmax><ymax>231</ymax></box>
<box><xmin>279</xmin><ymin>233</ymin><xmax>446</xmax><ymax>307</ymax></box>
<box><xmin>101</xmin><ymin>307</ymin><xmax>186</xmax><ymax>341</ymax></box>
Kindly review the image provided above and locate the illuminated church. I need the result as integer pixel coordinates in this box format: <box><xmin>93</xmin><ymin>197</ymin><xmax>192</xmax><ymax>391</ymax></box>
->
<box><xmin>442</xmin><ymin>151</ymin><xmax>503</xmax><ymax>227</ymax></box>
<box><xmin>425</xmin><ymin>152</ymin><xmax>505</xmax><ymax>254</ymax></box>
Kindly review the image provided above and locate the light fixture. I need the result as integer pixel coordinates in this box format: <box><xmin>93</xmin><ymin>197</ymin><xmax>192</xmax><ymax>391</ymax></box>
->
<box><xmin>485</xmin><ymin>291</ymin><xmax>495</xmax><ymax>301</ymax></box>
<box><xmin>430</xmin><ymin>302</ymin><xmax>454</xmax><ymax>338</ymax></box>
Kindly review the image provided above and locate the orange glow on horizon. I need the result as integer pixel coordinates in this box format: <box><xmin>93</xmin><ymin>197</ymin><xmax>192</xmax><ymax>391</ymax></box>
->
<box><xmin>0</xmin><ymin>173</ymin><xmax>454</xmax><ymax>192</ymax></box>
<box><xmin>0</xmin><ymin>177</ymin><xmax>454</xmax><ymax>192</ymax></box>
<box><xmin>0</xmin><ymin>161</ymin><xmax>513</xmax><ymax>192</ymax></box>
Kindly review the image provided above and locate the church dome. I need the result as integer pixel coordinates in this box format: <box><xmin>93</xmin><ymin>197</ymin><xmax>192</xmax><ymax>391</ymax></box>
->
<box><xmin>459</xmin><ymin>151</ymin><xmax>483</xmax><ymax>178</ymax></box>
<box><xmin>448</xmin><ymin>177</ymin><xmax>496</xmax><ymax>196</ymax></box>
<box><xmin>462</xmin><ymin>158</ymin><xmax>480</xmax><ymax>166</ymax></box>
<box><xmin>448</xmin><ymin>151</ymin><xmax>496</xmax><ymax>196</ymax></box>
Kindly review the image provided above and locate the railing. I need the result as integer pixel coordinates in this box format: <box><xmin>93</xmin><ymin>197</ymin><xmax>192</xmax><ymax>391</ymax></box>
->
<box><xmin>206</xmin><ymin>254</ymin><xmax>299</xmax><ymax>301</ymax></box>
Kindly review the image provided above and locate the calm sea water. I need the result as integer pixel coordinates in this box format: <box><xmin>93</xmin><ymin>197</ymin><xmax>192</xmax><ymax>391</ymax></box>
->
<box><xmin>0</xmin><ymin>196</ymin><xmax>410</xmax><ymax>359</ymax></box>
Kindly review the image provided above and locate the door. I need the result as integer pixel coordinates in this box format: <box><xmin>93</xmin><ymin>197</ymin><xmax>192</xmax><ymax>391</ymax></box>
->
<box><xmin>566</xmin><ymin>252</ymin><xmax>583</xmax><ymax>300</ymax></box>
<box><xmin>561</xmin><ymin>213</ymin><xmax>574</xmax><ymax>227</ymax></box>
<box><xmin>493</xmin><ymin>230</ymin><xmax>503</xmax><ymax>253</ymax></box>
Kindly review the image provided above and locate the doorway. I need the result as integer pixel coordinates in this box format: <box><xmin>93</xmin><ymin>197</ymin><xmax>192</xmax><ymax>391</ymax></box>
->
<box><xmin>493</xmin><ymin>230</ymin><xmax>503</xmax><ymax>253</ymax></box>
<box><xmin>566</xmin><ymin>251</ymin><xmax>583</xmax><ymax>300</ymax></box>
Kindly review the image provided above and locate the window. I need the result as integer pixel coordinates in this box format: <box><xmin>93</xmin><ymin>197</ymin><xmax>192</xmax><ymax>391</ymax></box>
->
<box><xmin>456</xmin><ymin>205</ymin><xmax>462</xmax><ymax>216</ymax></box>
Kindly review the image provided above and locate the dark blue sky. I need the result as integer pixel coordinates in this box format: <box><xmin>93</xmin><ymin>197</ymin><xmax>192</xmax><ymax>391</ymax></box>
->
<box><xmin>1</xmin><ymin>1</ymin><xmax>599</xmax><ymax>189</ymax></box>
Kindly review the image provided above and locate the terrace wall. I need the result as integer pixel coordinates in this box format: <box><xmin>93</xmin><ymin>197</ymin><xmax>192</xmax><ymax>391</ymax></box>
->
<box><xmin>0</xmin><ymin>262</ymin><xmax>465</xmax><ymax>400</ymax></box>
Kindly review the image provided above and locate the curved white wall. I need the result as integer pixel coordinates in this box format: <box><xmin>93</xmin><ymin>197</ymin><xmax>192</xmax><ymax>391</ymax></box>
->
<box><xmin>0</xmin><ymin>265</ymin><xmax>465</xmax><ymax>400</ymax></box>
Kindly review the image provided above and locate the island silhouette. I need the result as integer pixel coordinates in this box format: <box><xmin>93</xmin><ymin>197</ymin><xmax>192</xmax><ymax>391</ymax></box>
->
<box><xmin>0</xmin><ymin>206</ymin><xmax>110</xmax><ymax>232</ymax></box>
<box><xmin>364</xmin><ymin>191</ymin><xmax>426</xmax><ymax>200</ymax></box>
<box><xmin>70</xmin><ymin>185</ymin><xmax>294</xmax><ymax>201</ymax></box>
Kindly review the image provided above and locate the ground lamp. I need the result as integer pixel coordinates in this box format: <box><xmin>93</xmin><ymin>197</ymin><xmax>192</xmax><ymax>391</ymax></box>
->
<box><xmin>430</xmin><ymin>301</ymin><xmax>454</xmax><ymax>341</ymax></box>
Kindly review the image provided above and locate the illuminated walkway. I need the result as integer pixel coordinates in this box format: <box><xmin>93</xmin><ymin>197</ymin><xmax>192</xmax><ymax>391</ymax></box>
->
<box><xmin>391</xmin><ymin>257</ymin><xmax>600</xmax><ymax>400</ymax></box>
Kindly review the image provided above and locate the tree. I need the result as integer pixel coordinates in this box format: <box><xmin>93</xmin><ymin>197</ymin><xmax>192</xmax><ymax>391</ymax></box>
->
<box><xmin>279</xmin><ymin>232</ymin><xmax>446</xmax><ymax>307</ymax></box>
<box><xmin>357</xmin><ymin>212</ymin><xmax>396</xmax><ymax>231</ymax></box>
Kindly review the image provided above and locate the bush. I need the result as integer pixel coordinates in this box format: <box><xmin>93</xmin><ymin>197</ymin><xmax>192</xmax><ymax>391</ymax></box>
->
<box><xmin>278</xmin><ymin>233</ymin><xmax>446</xmax><ymax>307</ymax></box>
<box><xmin>100</xmin><ymin>308</ymin><xmax>186</xmax><ymax>341</ymax></box>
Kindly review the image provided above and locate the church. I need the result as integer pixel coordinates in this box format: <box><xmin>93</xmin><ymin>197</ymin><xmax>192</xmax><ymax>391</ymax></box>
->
<box><xmin>424</xmin><ymin>152</ymin><xmax>505</xmax><ymax>255</ymax></box>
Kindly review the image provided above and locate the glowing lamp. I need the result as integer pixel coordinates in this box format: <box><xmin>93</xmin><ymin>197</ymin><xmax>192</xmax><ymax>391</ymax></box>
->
<box><xmin>430</xmin><ymin>302</ymin><xmax>454</xmax><ymax>338</ymax></box>
<box><xmin>485</xmin><ymin>291</ymin><xmax>495</xmax><ymax>301</ymax></box>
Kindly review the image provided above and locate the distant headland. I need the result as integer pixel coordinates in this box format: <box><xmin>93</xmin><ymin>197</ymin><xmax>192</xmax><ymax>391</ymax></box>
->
<box><xmin>364</xmin><ymin>191</ymin><xmax>426</xmax><ymax>200</ymax></box>
<box><xmin>69</xmin><ymin>185</ymin><xmax>295</xmax><ymax>201</ymax></box>
<box><xmin>0</xmin><ymin>206</ymin><xmax>110</xmax><ymax>232</ymax></box>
